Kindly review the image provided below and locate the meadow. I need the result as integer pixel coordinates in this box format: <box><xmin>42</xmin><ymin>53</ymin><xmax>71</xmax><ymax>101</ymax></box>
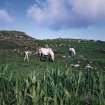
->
<box><xmin>0</xmin><ymin>39</ymin><xmax>105</xmax><ymax>105</ymax></box>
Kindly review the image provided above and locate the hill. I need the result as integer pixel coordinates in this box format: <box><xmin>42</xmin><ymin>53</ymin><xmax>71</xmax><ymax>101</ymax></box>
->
<box><xmin>0</xmin><ymin>31</ymin><xmax>36</xmax><ymax>49</ymax></box>
<box><xmin>0</xmin><ymin>30</ymin><xmax>105</xmax><ymax>53</ymax></box>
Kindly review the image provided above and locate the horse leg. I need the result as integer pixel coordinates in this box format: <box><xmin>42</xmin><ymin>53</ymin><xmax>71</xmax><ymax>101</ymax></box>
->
<box><xmin>27</xmin><ymin>55</ymin><xmax>29</xmax><ymax>62</ymax></box>
<box><xmin>40</xmin><ymin>56</ymin><xmax>42</xmax><ymax>61</ymax></box>
<box><xmin>24</xmin><ymin>55</ymin><xmax>26</xmax><ymax>61</ymax></box>
<box><xmin>40</xmin><ymin>53</ymin><xmax>43</xmax><ymax>61</ymax></box>
<box><xmin>25</xmin><ymin>53</ymin><xmax>29</xmax><ymax>62</ymax></box>
<box><xmin>48</xmin><ymin>54</ymin><xmax>52</xmax><ymax>62</ymax></box>
<box><xmin>69</xmin><ymin>51</ymin><xmax>71</xmax><ymax>56</ymax></box>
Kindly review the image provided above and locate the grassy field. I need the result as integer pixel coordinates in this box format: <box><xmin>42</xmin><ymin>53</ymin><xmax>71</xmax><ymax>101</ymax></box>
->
<box><xmin>0</xmin><ymin>39</ymin><xmax>105</xmax><ymax>105</ymax></box>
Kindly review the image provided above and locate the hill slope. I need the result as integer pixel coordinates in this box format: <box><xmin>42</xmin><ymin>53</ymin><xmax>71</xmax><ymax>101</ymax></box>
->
<box><xmin>0</xmin><ymin>31</ymin><xmax>36</xmax><ymax>49</ymax></box>
<box><xmin>0</xmin><ymin>30</ymin><xmax>105</xmax><ymax>52</ymax></box>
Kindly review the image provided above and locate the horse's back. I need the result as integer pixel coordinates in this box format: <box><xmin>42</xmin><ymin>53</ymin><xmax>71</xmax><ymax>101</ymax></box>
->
<box><xmin>40</xmin><ymin>48</ymin><xmax>50</xmax><ymax>55</ymax></box>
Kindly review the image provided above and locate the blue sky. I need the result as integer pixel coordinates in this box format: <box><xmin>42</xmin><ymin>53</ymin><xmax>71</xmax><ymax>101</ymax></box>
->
<box><xmin>0</xmin><ymin>0</ymin><xmax>105</xmax><ymax>41</ymax></box>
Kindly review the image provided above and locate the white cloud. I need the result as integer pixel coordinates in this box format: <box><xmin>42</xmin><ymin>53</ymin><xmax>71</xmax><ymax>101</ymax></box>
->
<box><xmin>0</xmin><ymin>9</ymin><xmax>14</xmax><ymax>22</ymax></box>
<box><xmin>27</xmin><ymin>0</ymin><xmax>105</xmax><ymax>29</ymax></box>
<box><xmin>73</xmin><ymin>0</ymin><xmax>105</xmax><ymax>20</ymax></box>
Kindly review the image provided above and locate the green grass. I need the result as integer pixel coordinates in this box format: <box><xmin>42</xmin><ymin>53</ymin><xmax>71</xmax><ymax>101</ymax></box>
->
<box><xmin>0</xmin><ymin>39</ymin><xmax>105</xmax><ymax>105</ymax></box>
<box><xmin>0</xmin><ymin>64</ymin><xmax>105</xmax><ymax>105</ymax></box>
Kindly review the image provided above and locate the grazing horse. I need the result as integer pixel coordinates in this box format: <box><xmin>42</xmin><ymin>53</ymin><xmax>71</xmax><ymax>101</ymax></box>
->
<box><xmin>69</xmin><ymin>48</ymin><xmax>76</xmax><ymax>56</ymax></box>
<box><xmin>37</xmin><ymin>48</ymin><xmax>54</xmax><ymax>61</ymax></box>
<box><xmin>24</xmin><ymin>51</ymin><xmax>32</xmax><ymax>61</ymax></box>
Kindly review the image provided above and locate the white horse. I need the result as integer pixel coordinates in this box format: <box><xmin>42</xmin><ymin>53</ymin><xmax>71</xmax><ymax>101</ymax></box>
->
<box><xmin>24</xmin><ymin>50</ymin><xmax>32</xmax><ymax>61</ymax></box>
<box><xmin>37</xmin><ymin>48</ymin><xmax>54</xmax><ymax>61</ymax></box>
<box><xmin>69</xmin><ymin>48</ymin><xmax>76</xmax><ymax>56</ymax></box>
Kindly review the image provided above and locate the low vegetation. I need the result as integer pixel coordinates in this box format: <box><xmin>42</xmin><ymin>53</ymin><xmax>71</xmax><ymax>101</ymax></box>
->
<box><xmin>0</xmin><ymin>31</ymin><xmax>105</xmax><ymax>105</ymax></box>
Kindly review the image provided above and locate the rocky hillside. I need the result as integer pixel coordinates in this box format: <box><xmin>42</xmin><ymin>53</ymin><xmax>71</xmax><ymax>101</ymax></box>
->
<box><xmin>0</xmin><ymin>31</ymin><xmax>36</xmax><ymax>49</ymax></box>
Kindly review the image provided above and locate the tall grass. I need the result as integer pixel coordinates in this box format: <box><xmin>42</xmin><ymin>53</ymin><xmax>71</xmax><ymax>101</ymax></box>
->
<box><xmin>0</xmin><ymin>65</ymin><xmax>105</xmax><ymax>105</ymax></box>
